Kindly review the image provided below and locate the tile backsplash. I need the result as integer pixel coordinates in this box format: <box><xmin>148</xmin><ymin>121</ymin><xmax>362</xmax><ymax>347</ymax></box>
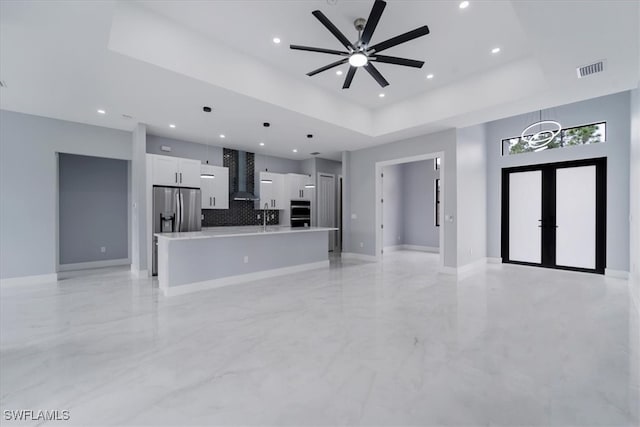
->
<box><xmin>202</xmin><ymin>202</ymin><xmax>279</xmax><ymax>227</ymax></box>
<box><xmin>202</xmin><ymin>148</ymin><xmax>279</xmax><ymax>227</ymax></box>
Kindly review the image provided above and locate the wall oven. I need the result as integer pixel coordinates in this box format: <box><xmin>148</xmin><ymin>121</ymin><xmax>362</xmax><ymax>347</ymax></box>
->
<box><xmin>290</xmin><ymin>200</ymin><xmax>311</xmax><ymax>228</ymax></box>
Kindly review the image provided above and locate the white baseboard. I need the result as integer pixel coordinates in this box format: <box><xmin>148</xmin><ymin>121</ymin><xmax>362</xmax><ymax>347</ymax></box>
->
<box><xmin>162</xmin><ymin>260</ymin><xmax>330</xmax><ymax>297</ymax></box>
<box><xmin>383</xmin><ymin>245</ymin><xmax>403</xmax><ymax>252</ymax></box>
<box><xmin>439</xmin><ymin>266</ymin><xmax>457</xmax><ymax>275</ymax></box>
<box><xmin>487</xmin><ymin>257</ymin><xmax>502</xmax><ymax>264</ymax></box>
<box><xmin>0</xmin><ymin>273</ymin><xmax>58</xmax><ymax>287</ymax></box>
<box><xmin>605</xmin><ymin>269</ymin><xmax>630</xmax><ymax>280</ymax></box>
<box><xmin>341</xmin><ymin>252</ymin><xmax>378</xmax><ymax>262</ymax></box>
<box><xmin>58</xmin><ymin>258</ymin><xmax>130</xmax><ymax>272</ymax></box>
<box><xmin>401</xmin><ymin>245</ymin><xmax>439</xmax><ymax>253</ymax></box>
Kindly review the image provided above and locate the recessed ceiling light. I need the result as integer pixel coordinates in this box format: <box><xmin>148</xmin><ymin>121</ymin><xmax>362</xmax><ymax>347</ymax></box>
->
<box><xmin>219</xmin><ymin>134</ymin><xmax>225</xmax><ymax>139</ymax></box>
<box><xmin>426</xmin><ymin>74</ymin><xmax>434</xmax><ymax>79</ymax></box>
<box><xmin>292</xmin><ymin>149</ymin><xmax>298</xmax><ymax>153</ymax></box>
<box><xmin>273</xmin><ymin>37</ymin><xmax>281</xmax><ymax>44</ymax></box>
<box><xmin>97</xmin><ymin>109</ymin><xmax>106</xmax><ymax>114</ymax></box>
<box><xmin>491</xmin><ymin>47</ymin><xmax>501</xmax><ymax>54</ymax></box>
<box><xmin>259</xmin><ymin>142</ymin><xmax>265</xmax><ymax>146</ymax></box>
<box><xmin>459</xmin><ymin>1</ymin><xmax>469</xmax><ymax>9</ymax></box>
<box><xmin>169</xmin><ymin>124</ymin><xmax>176</xmax><ymax>128</ymax></box>
<box><xmin>378</xmin><ymin>93</ymin><xmax>385</xmax><ymax>98</ymax></box>
<box><xmin>336</xmin><ymin>70</ymin><xmax>343</xmax><ymax>76</ymax></box>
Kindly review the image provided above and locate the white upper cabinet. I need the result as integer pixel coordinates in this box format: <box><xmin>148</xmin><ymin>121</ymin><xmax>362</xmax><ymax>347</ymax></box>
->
<box><xmin>201</xmin><ymin>165</ymin><xmax>229</xmax><ymax>210</ymax></box>
<box><xmin>259</xmin><ymin>172</ymin><xmax>286</xmax><ymax>210</ymax></box>
<box><xmin>287</xmin><ymin>173</ymin><xmax>313</xmax><ymax>201</ymax></box>
<box><xmin>149</xmin><ymin>154</ymin><xmax>201</xmax><ymax>188</ymax></box>
<box><xmin>151</xmin><ymin>155</ymin><xmax>180</xmax><ymax>186</ymax></box>
<box><xmin>178</xmin><ymin>158</ymin><xmax>202</xmax><ymax>188</ymax></box>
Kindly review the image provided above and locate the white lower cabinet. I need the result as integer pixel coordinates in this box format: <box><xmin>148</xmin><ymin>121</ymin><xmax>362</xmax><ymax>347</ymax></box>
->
<box><xmin>259</xmin><ymin>172</ymin><xmax>286</xmax><ymax>209</ymax></box>
<box><xmin>201</xmin><ymin>165</ymin><xmax>229</xmax><ymax>210</ymax></box>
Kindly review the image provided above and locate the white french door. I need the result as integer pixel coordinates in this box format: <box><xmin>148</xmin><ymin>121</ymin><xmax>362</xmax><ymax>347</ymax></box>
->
<box><xmin>502</xmin><ymin>158</ymin><xmax>606</xmax><ymax>274</ymax></box>
<box><xmin>508</xmin><ymin>171</ymin><xmax>542</xmax><ymax>264</ymax></box>
<box><xmin>555</xmin><ymin>166</ymin><xmax>596</xmax><ymax>269</ymax></box>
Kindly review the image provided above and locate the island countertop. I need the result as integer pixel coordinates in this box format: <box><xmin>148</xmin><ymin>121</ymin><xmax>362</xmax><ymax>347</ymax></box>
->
<box><xmin>155</xmin><ymin>225</ymin><xmax>338</xmax><ymax>241</ymax></box>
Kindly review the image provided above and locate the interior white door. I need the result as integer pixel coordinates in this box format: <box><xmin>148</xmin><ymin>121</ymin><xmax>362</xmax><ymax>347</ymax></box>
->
<box><xmin>555</xmin><ymin>166</ymin><xmax>596</xmax><ymax>269</ymax></box>
<box><xmin>317</xmin><ymin>173</ymin><xmax>336</xmax><ymax>251</ymax></box>
<box><xmin>509</xmin><ymin>170</ymin><xmax>542</xmax><ymax>263</ymax></box>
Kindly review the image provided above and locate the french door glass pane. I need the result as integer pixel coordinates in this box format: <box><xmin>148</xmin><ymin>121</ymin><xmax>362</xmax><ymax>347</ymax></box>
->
<box><xmin>556</xmin><ymin>166</ymin><xmax>596</xmax><ymax>269</ymax></box>
<box><xmin>509</xmin><ymin>171</ymin><xmax>542</xmax><ymax>263</ymax></box>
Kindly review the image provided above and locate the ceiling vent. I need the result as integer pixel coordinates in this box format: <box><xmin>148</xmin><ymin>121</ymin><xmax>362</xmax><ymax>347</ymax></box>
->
<box><xmin>576</xmin><ymin>60</ymin><xmax>605</xmax><ymax>79</ymax></box>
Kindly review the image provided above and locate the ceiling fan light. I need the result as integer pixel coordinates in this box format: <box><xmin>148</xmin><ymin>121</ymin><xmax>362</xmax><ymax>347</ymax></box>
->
<box><xmin>349</xmin><ymin>53</ymin><xmax>368</xmax><ymax>67</ymax></box>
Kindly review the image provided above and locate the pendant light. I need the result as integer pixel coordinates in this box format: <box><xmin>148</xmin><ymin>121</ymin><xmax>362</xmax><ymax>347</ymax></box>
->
<box><xmin>260</xmin><ymin>122</ymin><xmax>273</xmax><ymax>184</ymax></box>
<box><xmin>200</xmin><ymin>106</ymin><xmax>216</xmax><ymax>179</ymax></box>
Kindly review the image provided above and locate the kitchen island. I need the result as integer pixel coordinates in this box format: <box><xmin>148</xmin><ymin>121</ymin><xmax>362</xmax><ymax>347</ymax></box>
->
<box><xmin>155</xmin><ymin>226</ymin><xmax>337</xmax><ymax>296</ymax></box>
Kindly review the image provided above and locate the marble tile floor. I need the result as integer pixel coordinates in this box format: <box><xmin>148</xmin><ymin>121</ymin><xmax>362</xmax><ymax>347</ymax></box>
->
<box><xmin>1</xmin><ymin>251</ymin><xmax>638</xmax><ymax>426</ymax></box>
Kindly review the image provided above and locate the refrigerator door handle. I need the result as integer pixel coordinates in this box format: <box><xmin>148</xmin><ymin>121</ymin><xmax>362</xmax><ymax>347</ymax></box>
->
<box><xmin>180</xmin><ymin>192</ymin><xmax>184</xmax><ymax>230</ymax></box>
<box><xmin>175</xmin><ymin>191</ymin><xmax>181</xmax><ymax>231</ymax></box>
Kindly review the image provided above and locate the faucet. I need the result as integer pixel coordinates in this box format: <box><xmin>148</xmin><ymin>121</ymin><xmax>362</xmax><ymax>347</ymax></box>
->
<box><xmin>263</xmin><ymin>202</ymin><xmax>269</xmax><ymax>232</ymax></box>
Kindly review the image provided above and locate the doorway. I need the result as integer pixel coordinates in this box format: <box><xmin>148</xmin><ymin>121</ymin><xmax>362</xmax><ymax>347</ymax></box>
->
<box><xmin>501</xmin><ymin>157</ymin><xmax>606</xmax><ymax>274</ymax></box>
<box><xmin>317</xmin><ymin>173</ymin><xmax>336</xmax><ymax>251</ymax></box>
<box><xmin>375</xmin><ymin>152</ymin><xmax>445</xmax><ymax>268</ymax></box>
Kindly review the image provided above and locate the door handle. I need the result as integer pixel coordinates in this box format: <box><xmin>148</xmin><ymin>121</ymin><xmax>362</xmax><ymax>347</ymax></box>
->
<box><xmin>210</xmin><ymin>196</ymin><xmax>212</xmax><ymax>206</ymax></box>
<box><xmin>213</xmin><ymin>197</ymin><xmax>216</xmax><ymax>206</ymax></box>
<box><xmin>180</xmin><ymin>172</ymin><xmax>183</xmax><ymax>184</ymax></box>
<box><xmin>175</xmin><ymin>172</ymin><xmax>178</xmax><ymax>183</ymax></box>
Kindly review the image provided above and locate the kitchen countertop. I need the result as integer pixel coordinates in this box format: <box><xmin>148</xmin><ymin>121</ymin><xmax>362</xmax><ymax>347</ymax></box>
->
<box><xmin>155</xmin><ymin>225</ymin><xmax>338</xmax><ymax>241</ymax></box>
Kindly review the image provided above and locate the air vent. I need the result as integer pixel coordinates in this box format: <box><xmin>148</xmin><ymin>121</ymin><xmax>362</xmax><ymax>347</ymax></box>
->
<box><xmin>576</xmin><ymin>60</ymin><xmax>605</xmax><ymax>78</ymax></box>
<box><xmin>310</xmin><ymin>152</ymin><xmax>321</xmax><ymax>156</ymax></box>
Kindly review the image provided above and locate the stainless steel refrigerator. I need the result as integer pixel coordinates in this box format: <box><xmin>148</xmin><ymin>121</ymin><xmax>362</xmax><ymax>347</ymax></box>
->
<box><xmin>152</xmin><ymin>186</ymin><xmax>201</xmax><ymax>276</ymax></box>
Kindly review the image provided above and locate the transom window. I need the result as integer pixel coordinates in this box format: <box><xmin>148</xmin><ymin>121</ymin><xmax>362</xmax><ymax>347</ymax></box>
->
<box><xmin>502</xmin><ymin>122</ymin><xmax>606</xmax><ymax>156</ymax></box>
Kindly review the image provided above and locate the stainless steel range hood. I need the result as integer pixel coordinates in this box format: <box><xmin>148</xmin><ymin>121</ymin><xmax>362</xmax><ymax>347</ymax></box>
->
<box><xmin>231</xmin><ymin>150</ymin><xmax>258</xmax><ymax>201</ymax></box>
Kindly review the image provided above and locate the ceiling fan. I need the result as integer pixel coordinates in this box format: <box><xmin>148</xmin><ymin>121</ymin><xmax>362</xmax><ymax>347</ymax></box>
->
<box><xmin>290</xmin><ymin>0</ymin><xmax>430</xmax><ymax>89</ymax></box>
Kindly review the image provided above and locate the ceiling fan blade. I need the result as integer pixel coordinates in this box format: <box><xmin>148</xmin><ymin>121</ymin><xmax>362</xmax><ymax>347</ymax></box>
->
<box><xmin>343</xmin><ymin>66</ymin><xmax>357</xmax><ymax>89</ymax></box>
<box><xmin>307</xmin><ymin>58</ymin><xmax>349</xmax><ymax>76</ymax></box>
<box><xmin>312</xmin><ymin>10</ymin><xmax>355</xmax><ymax>50</ymax></box>
<box><xmin>372</xmin><ymin>55</ymin><xmax>424</xmax><ymax>68</ymax></box>
<box><xmin>368</xmin><ymin>25</ymin><xmax>430</xmax><ymax>53</ymax></box>
<box><xmin>364</xmin><ymin>63</ymin><xmax>389</xmax><ymax>87</ymax></box>
<box><xmin>290</xmin><ymin>45</ymin><xmax>349</xmax><ymax>56</ymax></box>
<box><xmin>361</xmin><ymin>0</ymin><xmax>386</xmax><ymax>46</ymax></box>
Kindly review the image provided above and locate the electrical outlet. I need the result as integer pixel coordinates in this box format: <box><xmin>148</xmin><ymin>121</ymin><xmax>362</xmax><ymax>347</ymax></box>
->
<box><xmin>243</xmin><ymin>256</ymin><xmax>249</xmax><ymax>264</ymax></box>
<box><xmin>360</xmin><ymin>242</ymin><xmax>364</xmax><ymax>248</ymax></box>
<box><xmin>100</xmin><ymin>246</ymin><xmax>106</xmax><ymax>253</ymax></box>
<box><xmin>469</xmin><ymin>248</ymin><xmax>473</xmax><ymax>255</ymax></box>
<box><xmin>201</xmin><ymin>214</ymin><xmax>204</xmax><ymax>221</ymax></box>
<box><xmin>351</xmin><ymin>213</ymin><xmax>357</xmax><ymax>219</ymax></box>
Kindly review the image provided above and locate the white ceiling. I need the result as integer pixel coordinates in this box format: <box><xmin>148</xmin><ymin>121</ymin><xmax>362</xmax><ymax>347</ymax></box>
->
<box><xmin>0</xmin><ymin>0</ymin><xmax>638</xmax><ymax>161</ymax></box>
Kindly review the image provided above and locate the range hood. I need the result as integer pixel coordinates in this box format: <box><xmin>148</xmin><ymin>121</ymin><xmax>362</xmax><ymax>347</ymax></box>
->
<box><xmin>231</xmin><ymin>150</ymin><xmax>258</xmax><ymax>201</ymax></box>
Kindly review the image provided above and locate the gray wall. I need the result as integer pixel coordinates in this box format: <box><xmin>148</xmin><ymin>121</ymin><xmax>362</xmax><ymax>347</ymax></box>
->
<box><xmin>0</xmin><ymin>110</ymin><xmax>132</xmax><ymax>280</ymax></box>
<box><xmin>344</xmin><ymin>129</ymin><xmax>457</xmax><ymax>267</ymax></box>
<box><xmin>58</xmin><ymin>154</ymin><xmax>129</xmax><ymax>264</ymax></box>
<box><xmin>382</xmin><ymin>164</ymin><xmax>404</xmax><ymax>247</ymax></box>
<box><xmin>147</xmin><ymin>134</ymin><xmax>223</xmax><ymax>166</ymax></box>
<box><xmin>457</xmin><ymin>125</ymin><xmax>488</xmax><ymax>265</ymax></box>
<box><xmin>401</xmin><ymin>159</ymin><xmax>440</xmax><ymax>248</ymax></box>
<box><xmin>630</xmin><ymin>87</ymin><xmax>640</xmax><ymax>284</ymax></box>
<box><xmin>485</xmin><ymin>91</ymin><xmax>631</xmax><ymax>271</ymax></box>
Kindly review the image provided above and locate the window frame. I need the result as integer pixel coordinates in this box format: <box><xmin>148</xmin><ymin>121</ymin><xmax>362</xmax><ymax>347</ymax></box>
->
<box><xmin>501</xmin><ymin>121</ymin><xmax>606</xmax><ymax>156</ymax></box>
